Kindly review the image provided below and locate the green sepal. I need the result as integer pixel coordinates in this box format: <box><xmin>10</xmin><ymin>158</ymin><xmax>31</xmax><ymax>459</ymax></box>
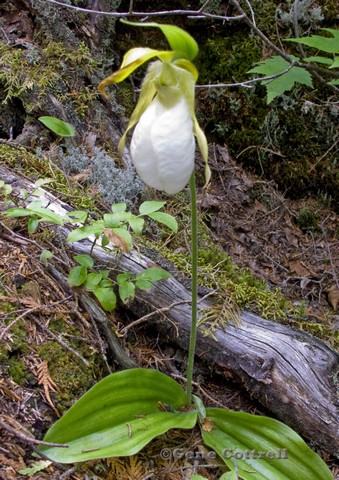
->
<box><xmin>121</xmin><ymin>20</ymin><xmax>199</xmax><ymax>61</ymax></box>
<box><xmin>39</xmin><ymin>369</ymin><xmax>197</xmax><ymax>463</ymax></box>
<box><xmin>201</xmin><ymin>408</ymin><xmax>334</xmax><ymax>480</ymax></box>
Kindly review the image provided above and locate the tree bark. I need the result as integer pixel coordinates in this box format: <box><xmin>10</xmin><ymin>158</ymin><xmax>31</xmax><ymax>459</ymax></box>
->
<box><xmin>1</xmin><ymin>162</ymin><xmax>338</xmax><ymax>456</ymax></box>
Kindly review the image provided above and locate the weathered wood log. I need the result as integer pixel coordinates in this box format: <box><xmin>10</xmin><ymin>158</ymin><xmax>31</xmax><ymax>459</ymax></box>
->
<box><xmin>1</xmin><ymin>163</ymin><xmax>338</xmax><ymax>455</ymax></box>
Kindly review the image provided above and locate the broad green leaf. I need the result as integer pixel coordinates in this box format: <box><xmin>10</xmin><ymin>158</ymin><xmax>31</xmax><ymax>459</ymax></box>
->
<box><xmin>329</xmin><ymin>56</ymin><xmax>339</xmax><ymax>69</ymax></box>
<box><xmin>286</xmin><ymin>28</ymin><xmax>339</xmax><ymax>54</ymax></box>
<box><xmin>93</xmin><ymin>287</ymin><xmax>116</xmax><ymax>311</ymax></box>
<box><xmin>84</xmin><ymin>273</ymin><xmax>102</xmax><ymax>291</ymax></box>
<box><xmin>248</xmin><ymin>55</ymin><xmax>313</xmax><ymax>103</ymax></box>
<box><xmin>39</xmin><ymin>369</ymin><xmax>197</xmax><ymax>463</ymax></box>
<box><xmin>121</xmin><ymin>20</ymin><xmax>199</xmax><ymax>61</ymax></box>
<box><xmin>193</xmin><ymin>395</ymin><xmax>206</xmax><ymax>422</ymax></box>
<box><xmin>329</xmin><ymin>79</ymin><xmax>339</xmax><ymax>85</ymax></box>
<box><xmin>38</xmin><ymin>116</ymin><xmax>75</xmax><ymax>137</ymax></box>
<box><xmin>101</xmin><ymin>234</ymin><xmax>110</xmax><ymax>248</ymax></box>
<box><xmin>4</xmin><ymin>207</ymin><xmax>34</xmax><ymax>217</ymax></box>
<box><xmin>136</xmin><ymin>267</ymin><xmax>171</xmax><ymax>283</ymax></box>
<box><xmin>68</xmin><ymin>210</ymin><xmax>88</xmax><ymax>223</ymax></box>
<box><xmin>104</xmin><ymin>211</ymin><xmax>132</xmax><ymax>228</ymax></box>
<box><xmin>139</xmin><ymin>200</ymin><xmax>166</xmax><ymax>215</ymax></box>
<box><xmin>117</xmin><ymin>273</ymin><xmax>133</xmax><ymax>283</ymax></box>
<box><xmin>68</xmin><ymin>266</ymin><xmax>87</xmax><ymax>287</ymax></box>
<box><xmin>111</xmin><ymin>202</ymin><xmax>127</xmax><ymax>213</ymax></box>
<box><xmin>201</xmin><ymin>408</ymin><xmax>333</xmax><ymax>480</ymax></box>
<box><xmin>118</xmin><ymin>280</ymin><xmax>135</xmax><ymax>303</ymax></box>
<box><xmin>98</xmin><ymin>278</ymin><xmax>114</xmax><ymax>288</ymax></box>
<box><xmin>99</xmin><ymin>269</ymin><xmax>109</xmax><ymax>279</ymax></box>
<box><xmin>303</xmin><ymin>56</ymin><xmax>333</xmax><ymax>65</ymax></box>
<box><xmin>27</xmin><ymin>217</ymin><xmax>39</xmax><ymax>233</ymax></box>
<box><xmin>220</xmin><ymin>473</ymin><xmax>238</xmax><ymax>480</ymax></box>
<box><xmin>135</xmin><ymin>279</ymin><xmax>153</xmax><ymax>290</ymax></box>
<box><xmin>191</xmin><ymin>476</ymin><xmax>208</xmax><ymax>480</ymax></box>
<box><xmin>129</xmin><ymin>216</ymin><xmax>145</xmax><ymax>235</ymax></box>
<box><xmin>148</xmin><ymin>211</ymin><xmax>178</xmax><ymax>233</ymax></box>
<box><xmin>27</xmin><ymin>201</ymin><xmax>69</xmax><ymax>225</ymax></box>
<box><xmin>74</xmin><ymin>254</ymin><xmax>94</xmax><ymax>268</ymax></box>
<box><xmin>67</xmin><ymin>220</ymin><xmax>105</xmax><ymax>243</ymax></box>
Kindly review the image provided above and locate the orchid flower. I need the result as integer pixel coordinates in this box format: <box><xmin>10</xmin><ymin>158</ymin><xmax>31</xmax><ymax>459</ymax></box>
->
<box><xmin>99</xmin><ymin>21</ymin><xmax>210</xmax><ymax>194</ymax></box>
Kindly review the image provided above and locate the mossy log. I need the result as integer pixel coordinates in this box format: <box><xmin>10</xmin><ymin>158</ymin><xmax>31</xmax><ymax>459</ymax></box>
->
<box><xmin>1</xmin><ymin>163</ymin><xmax>338</xmax><ymax>456</ymax></box>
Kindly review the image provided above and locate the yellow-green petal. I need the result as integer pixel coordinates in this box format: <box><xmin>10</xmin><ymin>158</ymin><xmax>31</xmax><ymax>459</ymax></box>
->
<box><xmin>98</xmin><ymin>48</ymin><xmax>172</xmax><ymax>97</ymax></box>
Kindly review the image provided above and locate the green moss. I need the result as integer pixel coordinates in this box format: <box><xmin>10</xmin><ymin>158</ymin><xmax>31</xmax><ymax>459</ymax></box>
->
<box><xmin>0</xmin><ymin>143</ymin><xmax>98</xmax><ymax>210</ymax></box>
<box><xmin>295</xmin><ymin>207</ymin><xmax>319</xmax><ymax>232</ymax></box>
<box><xmin>37</xmin><ymin>341</ymin><xmax>96</xmax><ymax>412</ymax></box>
<box><xmin>8</xmin><ymin>359</ymin><xmax>29</xmax><ymax>386</ymax></box>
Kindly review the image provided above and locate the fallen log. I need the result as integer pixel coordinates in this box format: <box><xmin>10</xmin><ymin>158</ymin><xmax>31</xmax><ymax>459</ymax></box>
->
<box><xmin>1</xmin><ymin>162</ymin><xmax>338</xmax><ymax>455</ymax></box>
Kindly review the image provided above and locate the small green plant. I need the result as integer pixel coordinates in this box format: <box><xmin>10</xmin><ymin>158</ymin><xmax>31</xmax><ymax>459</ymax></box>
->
<box><xmin>5</xmin><ymin>198</ymin><xmax>176</xmax><ymax>312</ymax></box>
<box><xmin>34</xmin><ymin>22</ymin><xmax>333</xmax><ymax>480</ymax></box>
<box><xmin>248</xmin><ymin>28</ymin><xmax>339</xmax><ymax>103</ymax></box>
<box><xmin>38</xmin><ymin>116</ymin><xmax>75</xmax><ymax>137</ymax></box>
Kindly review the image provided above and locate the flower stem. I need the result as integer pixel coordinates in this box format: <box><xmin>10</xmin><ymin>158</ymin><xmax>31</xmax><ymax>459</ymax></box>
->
<box><xmin>186</xmin><ymin>172</ymin><xmax>198</xmax><ymax>404</ymax></box>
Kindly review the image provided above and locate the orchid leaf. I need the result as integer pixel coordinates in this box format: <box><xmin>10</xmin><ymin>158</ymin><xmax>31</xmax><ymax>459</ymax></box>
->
<box><xmin>121</xmin><ymin>20</ymin><xmax>199</xmax><ymax>61</ymax></box>
<box><xmin>201</xmin><ymin>408</ymin><xmax>333</xmax><ymax>480</ymax></box>
<box><xmin>39</xmin><ymin>369</ymin><xmax>197</xmax><ymax>463</ymax></box>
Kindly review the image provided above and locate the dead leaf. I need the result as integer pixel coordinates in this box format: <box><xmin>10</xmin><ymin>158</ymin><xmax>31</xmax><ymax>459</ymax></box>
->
<box><xmin>327</xmin><ymin>285</ymin><xmax>339</xmax><ymax>310</ymax></box>
<box><xmin>201</xmin><ymin>417</ymin><xmax>217</xmax><ymax>433</ymax></box>
<box><xmin>69</xmin><ymin>168</ymin><xmax>91</xmax><ymax>182</ymax></box>
<box><xmin>104</xmin><ymin>228</ymin><xmax>130</xmax><ymax>253</ymax></box>
<box><xmin>289</xmin><ymin>260</ymin><xmax>314</xmax><ymax>277</ymax></box>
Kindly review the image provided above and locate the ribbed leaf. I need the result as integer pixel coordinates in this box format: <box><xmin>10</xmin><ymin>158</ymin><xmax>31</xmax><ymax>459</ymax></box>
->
<box><xmin>201</xmin><ymin>408</ymin><xmax>333</xmax><ymax>480</ymax></box>
<box><xmin>40</xmin><ymin>369</ymin><xmax>197</xmax><ymax>463</ymax></box>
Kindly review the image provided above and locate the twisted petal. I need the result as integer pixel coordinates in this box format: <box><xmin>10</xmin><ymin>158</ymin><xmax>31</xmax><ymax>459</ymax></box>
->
<box><xmin>130</xmin><ymin>96</ymin><xmax>195</xmax><ymax>194</ymax></box>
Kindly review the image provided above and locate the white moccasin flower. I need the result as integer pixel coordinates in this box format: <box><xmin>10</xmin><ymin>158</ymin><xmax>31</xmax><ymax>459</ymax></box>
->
<box><xmin>99</xmin><ymin>21</ymin><xmax>210</xmax><ymax>194</ymax></box>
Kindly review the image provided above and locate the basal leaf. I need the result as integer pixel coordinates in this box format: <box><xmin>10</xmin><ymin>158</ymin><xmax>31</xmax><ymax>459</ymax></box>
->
<box><xmin>248</xmin><ymin>55</ymin><xmax>313</xmax><ymax>103</ymax></box>
<box><xmin>84</xmin><ymin>273</ymin><xmax>102</xmax><ymax>291</ymax></box>
<box><xmin>38</xmin><ymin>116</ymin><xmax>75</xmax><ymax>137</ymax></box>
<box><xmin>27</xmin><ymin>217</ymin><xmax>39</xmax><ymax>234</ymax></box>
<box><xmin>118</xmin><ymin>280</ymin><xmax>135</xmax><ymax>303</ymax></box>
<box><xmin>39</xmin><ymin>369</ymin><xmax>197</xmax><ymax>463</ymax></box>
<box><xmin>111</xmin><ymin>202</ymin><xmax>127</xmax><ymax>213</ymax></box>
<box><xmin>201</xmin><ymin>408</ymin><xmax>333</xmax><ymax>480</ymax></box>
<box><xmin>121</xmin><ymin>20</ymin><xmax>199</xmax><ymax>61</ymax></box>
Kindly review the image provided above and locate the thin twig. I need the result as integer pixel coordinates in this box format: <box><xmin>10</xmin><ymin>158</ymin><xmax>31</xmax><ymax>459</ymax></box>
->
<box><xmin>44</xmin><ymin>0</ymin><xmax>244</xmax><ymax>21</ymax></box>
<box><xmin>0</xmin><ymin>420</ymin><xmax>68</xmax><ymax>448</ymax></box>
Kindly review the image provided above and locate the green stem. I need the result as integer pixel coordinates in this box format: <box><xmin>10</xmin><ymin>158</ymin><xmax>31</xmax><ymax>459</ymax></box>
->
<box><xmin>186</xmin><ymin>172</ymin><xmax>198</xmax><ymax>404</ymax></box>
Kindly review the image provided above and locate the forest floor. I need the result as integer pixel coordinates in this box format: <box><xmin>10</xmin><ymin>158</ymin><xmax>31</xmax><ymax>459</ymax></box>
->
<box><xmin>0</xmin><ymin>142</ymin><xmax>338</xmax><ymax>479</ymax></box>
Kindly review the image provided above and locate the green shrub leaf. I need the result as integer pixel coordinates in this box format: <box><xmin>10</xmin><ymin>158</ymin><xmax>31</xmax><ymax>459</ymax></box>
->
<box><xmin>248</xmin><ymin>55</ymin><xmax>313</xmax><ymax>103</ymax></box>
<box><xmin>93</xmin><ymin>287</ymin><xmax>117</xmax><ymax>311</ymax></box>
<box><xmin>38</xmin><ymin>116</ymin><xmax>75</xmax><ymax>137</ymax></box>
<box><xmin>39</xmin><ymin>369</ymin><xmax>197</xmax><ymax>463</ymax></box>
<box><xmin>68</xmin><ymin>266</ymin><xmax>87</xmax><ymax>286</ymax></box>
<box><xmin>67</xmin><ymin>221</ymin><xmax>105</xmax><ymax>243</ymax></box>
<box><xmin>129</xmin><ymin>216</ymin><xmax>145</xmax><ymax>235</ymax></box>
<box><xmin>74</xmin><ymin>254</ymin><xmax>94</xmax><ymax>268</ymax></box>
<box><xmin>136</xmin><ymin>267</ymin><xmax>171</xmax><ymax>283</ymax></box>
<box><xmin>201</xmin><ymin>408</ymin><xmax>334</xmax><ymax>480</ymax></box>
<box><xmin>139</xmin><ymin>200</ymin><xmax>166</xmax><ymax>215</ymax></box>
<box><xmin>148</xmin><ymin>211</ymin><xmax>178</xmax><ymax>232</ymax></box>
